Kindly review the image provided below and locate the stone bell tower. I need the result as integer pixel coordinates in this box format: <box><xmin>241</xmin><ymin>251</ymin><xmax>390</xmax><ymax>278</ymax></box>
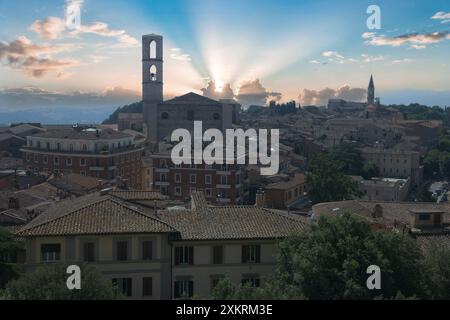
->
<box><xmin>142</xmin><ymin>34</ymin><xmax>163</xmax><ymax>142</ymax></box>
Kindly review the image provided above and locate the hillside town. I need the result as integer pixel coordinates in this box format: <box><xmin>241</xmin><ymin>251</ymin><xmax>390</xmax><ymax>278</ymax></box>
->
<box><xmin>0</xmin><ymin>33</ymin><xmax>449</xmax><ymax>301</ymax></box>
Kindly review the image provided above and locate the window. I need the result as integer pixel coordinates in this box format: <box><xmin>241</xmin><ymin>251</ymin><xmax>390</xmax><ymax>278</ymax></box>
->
<box><xmin>34</xmin><ymin>154</ymin><xmax>38</xmax><ymax>163</ymax></box>
<box><xmin>56</xmin><ymin>143</ymin><xmax>61</xmax><ymax>151</ymax></box>
<box><xmin>174</xmin><ymin>280</ymin><xmax>193</xmax><ymax>299</ymax></box>
<box><xmin>161</xmin><ymin>112</ymin><xmax>169</xmax><ymax>120</ymax></box>
<box><xmin>211</xmin><ymin>277</ymin><xmax>224</xmax><ymax>291</ymax></box>
<box><xmin>116</xmin><ymin>241</ymin><xmax>128</xmax><ymax>261</ymax></box>
<box><xmin>205</xmin><ymin>188</ymin><xmax>213</xmax><ymax>198</ymax></box>
<box><xmin>82</xmin><ymin>144</ymin><xmax>88</xmax><ymax>152</ymax></box>
<box><xmin>242</xmin><ymin>277</ymin><xmax>261</xmax><ymax>288</ymax></box>
<box><xmin>175</xmin><ymin>187</ymin><xmax>182</xmax><ymax>196</ymax></box>
<box><xmin>175</xmin><ymin>173</ymin><xmax>181</xmax><ymax>183</ymax></box>
<box><xmin>46</xmin><ymin>142</ymin><xmax>50</xmax><ymax>150</ymax></box>
<box><xmin>175</xmin><ymin>246</ymin><xmax>194</xmax><ymax>265</ymax></box>
<box><xmin>142</xmin><ymin>241</ymin><xmax>153</xmax><ymax>260</ymax></box>
<box><xmin>205</xmin><ymin>175</ymin><xmax>212</xmax><ymax>185</ymax></box>
<box><xmin>242</xmin><ymin>245</ymin><xmax>260</xmax><ymax>263</ymax></box>
<box><xmin>41</xmin><ymin>244</ymin><xmax>61</xmax><ymax>262</ymax></box>
<box><xmin>142</xmin><ymin>277</ymin><xmax>153</xmax><ymax>297</ymax></box>
<box><xmin>80</xmin><ymin>158</ymin><xmax>86</xmax><ymax>166</ymax></box>
<box><xmin>43</xmin><ymin>155</ymin><xmax>48</xmax><ymax>164</ymax></box>
<box><xmin>220</xmin><ymin>175</ymin><xmax>228</xmax><ymax>185</ymax></box>
<box><xmin>212</xmin><ymin>246</ymin><xmax>223</xmax><ymax>264</ymax></box>
<box><xmin>160</xmin><ymin>159</ymin><xmax>167</xmax><ymax>168</ymax></box>
<box><xmin>69</xmin><ymin>144</ymin><xmax>74</xmax><ymax>152</ymax></box>
<box><xmin>83</xmin><ymin>242</ymin><xmax>95</xmax><ymax>262</ymax></box>
<box><xmin>149</xmin><ymin>40</ymin><xmax>156</xmax><ymax>59</ymax></box>
<box><xmin>112</xmin><ymin>278</ymin><xmax>132</xmax><ymax>297</ymax></box>
<box><xmin>80</xmin><ymin>170</ymin><xmax>86</xmax><ymax>176</ymax></box>
<box><xmin>160</xmin><ymin>173</ymin><xmax>167</xmax><ymax>182</ymax></box>
<box><xmin>54</xmin><ymin>157</ymin><xmax>59</xmax><ymax>165</ymax></box>
<box><xmin>190</xmin><ymin>174</ymin><xmax>196</xmax><ymax>184</ymax></box>
<box><xmin>419</xmin><ymin>214</ymin><xmax>430</xmax><ymax>221</ymax></box>
<box><xmin>66</xmin><ymin>158</ymin><xmax>72</xmax><ymax>166</ymax></box>
<box><xmin>150</xmin><ymin>65</ymin><xmax>157</xmax><ymax>81</ymax></box>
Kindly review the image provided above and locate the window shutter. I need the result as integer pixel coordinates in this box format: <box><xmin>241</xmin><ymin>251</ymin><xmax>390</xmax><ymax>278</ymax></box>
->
<box><xmin>175</xmin><ymin>247</ymin><xmax>180</xmax><ymax>265</ymax></box>
<box><xmin>188</xmin><ymin>281</ymin><xmax>194</xmax><ymax>297</ymax></box>
<box><xmin>242</xmin><ymin>245</ymin><xmax>247</xmax><ymax>263</ymax></box>
<box><xmin>188</xmin><ymin>247</ymin><xmax>194</xmax><ymax>265</ymax></box>
<box><xmin>174</xmin><ymin>281</ymin><xmax>180</xmax><ymax>299</ymax></box>
<box><xmin>256</xmin><ymin>245</ymin><xmax>261</xmax><ymax>263</ymax></box>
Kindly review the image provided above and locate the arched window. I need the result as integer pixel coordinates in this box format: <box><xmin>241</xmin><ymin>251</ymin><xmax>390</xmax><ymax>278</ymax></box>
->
<box><xmin>82</xmin><ymin>144</ymin><xmax>87</xmax><ymax>152</ymax></box>
<box><xmin>161</xmin><ymin>112</ymin><xmax>169</xmax><ymax>120</ymax></box>
<box><xmin>150</xmin><ymin>65</ymin><xmax>157</xmax><ymax>81</ymax></box>
<box><xmin>149</xmin><ymin>40</ymin><xmax>157</xmax><ymax>59</ymax></box>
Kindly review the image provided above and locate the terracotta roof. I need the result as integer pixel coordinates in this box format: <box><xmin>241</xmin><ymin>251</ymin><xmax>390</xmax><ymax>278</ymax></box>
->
<box><xmin>157</xmin><ymin>205</ymin><xmax>308</xmax><ymax>241</ymax></box>
<box><xmin>109</xmin><ymin>190</ymin><xmax>165</xmax><ymax>201</ymax></box>
<box><xmin>312</xmin><ymin>200</ymin><xmax>450</xmax><ymax>227</ymax></box>
<box><xmin>16</xmin><ymin>191</ymin><xmax>308</xmax><ymax>240</ymax></box>
<box><xmin>31</xmin><ymin>128</ymin><xmax>131</xmax><ymax>140</ymax></box>
<box><xmin>16</xmin><ymin>196</ymin><xmax>175</xmax><ymax>237</ymax></box>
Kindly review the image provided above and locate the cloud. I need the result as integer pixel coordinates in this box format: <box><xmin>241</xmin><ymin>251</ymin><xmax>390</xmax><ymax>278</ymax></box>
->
<box><xmin>71</xmin><ymin>22</ymin><xmax>139</xmax><ymax>47</ymax></box>
<box><xmin>361</xmin><ymin>54</ymin><xmax>384</xmax><ymax>62</ymax></box>
<box><xmin>309</xmin><ymin>60</ymin><xmax>321</xmax><ymax>64</ymax></box>
<box><xmin>363</xmin><ymin>31</ymin><xmax>449</xmax><ymax>49</ymax></box>
<box><xmin>236</xmin><ymin>79</ymin><xmax>281</xmax><ymax>106</ymax></box>
<box><xmin>391</xmin><ymin>58</ymin><xmax>414</xmax><ymax>64</ymax></box>
<box><xmin>322</xmin><ymin>51</ymin><xmax>344</xmax><ymax>59</ymax></box>
<box><xmin>30</xmin><ymin>17</ymin><xmax>66</xmax><ymax>40</ymax></box>
<box><xmin>431</xmin><ymin>11</ymin><xmax>450</xmax><ymax>23</ymax></box>
<box><xmin>201</xmin><ymin>81</ymin><xmax>235</xmax><ymax>100</ymax></box>
<box><xmin>298</xmin><ymin>86</ymin><xmax>367</xmax><ymax>106</ymax></box>
<box><xmin>0</xmin><ymin>36</ymin><xmax>78</xmax><ymax>77</ymax></box>
<box><xmin>170</xmin><ymin>48</ymin><xmax>191</xmax><ymax>62</ymax></box>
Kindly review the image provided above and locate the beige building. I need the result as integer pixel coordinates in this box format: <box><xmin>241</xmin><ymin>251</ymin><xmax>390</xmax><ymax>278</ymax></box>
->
<box><xmin>352</xmin><ymin>176</ymin><xmax>411</xmax><ymax>202</ymax></box>
<box><xmin>16</xmin><ymin>191</ymin><xmax>307</xmax><ymax>300</ymax></box>
<box><xmin>361</xmin><ymin>147</ymin><xmax>423</xmax><ymax>185</ymax></box>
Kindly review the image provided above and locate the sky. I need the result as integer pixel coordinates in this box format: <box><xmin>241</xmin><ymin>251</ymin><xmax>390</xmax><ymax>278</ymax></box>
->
<box><xmin>0</xmin><ymin>0</ymin><xmax>449</xmax><ymax>123</ymax></box>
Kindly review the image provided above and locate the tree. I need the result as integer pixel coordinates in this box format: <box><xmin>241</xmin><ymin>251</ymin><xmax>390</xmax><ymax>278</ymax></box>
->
<box><xmin>306</xmin><ymin>153</ymin><xmax>360</xmax><ymax>204</ymax></box>
<box><xmin>5</xmin><ymin>263</ymin><xmax>118</xmax><ymax>300</ymax></box>
<box><xmin>0</xmin><ymin>229</ymin><xmax>23</xmax><ymax>288</ymax></box>
<box><xmin>331</xmin><ymin>143</ymin><xmax>364</xmax><ymax>175</ymax></box>
<box><xmin>423</xmin><ymin>149</ymin><xmax>441</xmax><ymax>178</ymax></box>
<box><xmin>362</xmin><ymin>161</ymin><xmax>380</xmax><ymax>179</ymax></box>
<box><xmin>212</xmin><ymin>214</ymin><xmax>432</xmax><ymax>300</ymax></box>
<box><xmin>423</xmin><ymin>244</ymin><xmax>450</xmax><ymax>299</ymax></box>
<box><xmin>416</xmin><ymin>184</ymin><xmax>436</xmax><ymax>202</ymax></box>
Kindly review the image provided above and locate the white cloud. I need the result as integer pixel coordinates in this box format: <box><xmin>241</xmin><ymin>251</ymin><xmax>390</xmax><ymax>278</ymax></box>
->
<box><xmin>363</xmin><ymin>31</ymin><xmax>449</xmax><ymax>49</ymax></box>
<box><xmin>298</xmin><ymin>86</ymin><xmax>367</xmax><ymax>106</ymax></box>
<box><xmin>309</xmin><ymin>60</ymin><xmax>321</xmax><ymax>64</ymax></box>
<box><xmin>431</xmin><ymin>11</ymin><xmax>450</xmax><ymax>21</ymax></box>
<box><xmin>361</xmin><ymin>54</ymin><xmax>384</xmax><ymax>62</ymax></box>
<box><xmin>0</xmin><ymin>36</ymin><xmax>79</xmax><ymax>78</ymax></box>
<box><xmin>169</xmin><ymin>48</ymin><xmax>191</xmax><ymax>62</ymax></box>
<box><xmin>391</xmin><ymin>58</ymin><xmax>414</xmax><ymax>64</ymax></box>
<box><xmin>30</xmin><ymin>17</ymin><xmax>66</xmax><ymax>40</ymax></box>
<box><xmin>322</xmin><ymin>51</ymin><xmax>344</xmax><ymax>59</ymax></box>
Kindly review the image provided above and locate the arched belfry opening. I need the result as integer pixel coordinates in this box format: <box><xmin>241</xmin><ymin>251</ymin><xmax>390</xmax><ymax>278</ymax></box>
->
<box><xmin>150</xmin><ymin>65</ymin><xmax>157</xmax><ymax>81</ymax></box>
<box><xmin>149</xmin><ymin>40</ymin><xmax>157</xmax><ymax>59</ymax></box>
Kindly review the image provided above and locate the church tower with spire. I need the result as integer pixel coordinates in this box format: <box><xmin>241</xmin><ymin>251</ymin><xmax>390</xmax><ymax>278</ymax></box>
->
<box><xmin>367</xmin><ymin>75</ymin><xmax>375</xmax><ymax>105</ymax></box>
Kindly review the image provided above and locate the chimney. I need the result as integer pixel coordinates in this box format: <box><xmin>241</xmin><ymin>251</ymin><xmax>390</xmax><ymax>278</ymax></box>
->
<box><xmin>8</xmin><ymin>197</ymin><xmax>19</xmax><ymax>209</ymax></box>
<box><xmin>372</xmin><ymin>204</ymin><xmax>383</xmax><ymax>219</ymax></box>
<box><xmin>255</xmin><ymin>190</ymin><xmax>265</xmax><ymax>208</ymax></box>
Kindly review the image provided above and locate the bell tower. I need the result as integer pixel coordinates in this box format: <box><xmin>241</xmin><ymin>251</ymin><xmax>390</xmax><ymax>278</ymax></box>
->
<box><xmin>367</xmin><ymin>74</ymin><xmax>375</xmax><ymax>105</ymax></box>
<box><xmin>142</xmin><ymin>34</ymin><xmax>163</xmax><ymax>141</ymax></box>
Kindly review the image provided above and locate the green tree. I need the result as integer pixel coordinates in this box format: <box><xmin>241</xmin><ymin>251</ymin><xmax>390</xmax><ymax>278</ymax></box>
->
<box><xmin>361</xmin><ymin>161</ymin><xmax>380</xmax><ymax>180</ymax></box>
<box><xmin>423</xmin><ymin>244</ymin><xmax>450</xmax><ymax>299</ymax></box>
<box><xmin>306</xmin><ymin>153</ymin><xmax>360</xmax><ymax>204</ymax></box>
<box><xmin>0</xmin><ymin>229</ymin><xmax>23</xmax><ymax>288</ymax></box>
<box><xmin>331</xmin><ymin>142</ymin><xmax>364</xmax><ymax>175</ymax></box>
<box><xmin>423</xmin><ymin>149</ymin><xmax>441</xmax><ymax>178</ymax></box>
<box><xmin>273</xmin><ymin>214</ymin><xmax>427</xmax><ymax>299</ymax></box>
<box><xmin>5</xmin><ymin>263</ymin><xmax>118</xmax><ymax>300</ymax></box>
<box><xmin>416</xmin><ymin>185</ymin><xmax>436</xmax><ymax>202</ymax></box>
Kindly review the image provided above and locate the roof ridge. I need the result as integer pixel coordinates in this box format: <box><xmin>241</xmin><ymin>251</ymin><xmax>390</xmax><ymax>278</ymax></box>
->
<box><xmin>107</xmin><ymin>197</ymin><xmax>178</xmax><ymax>231</ymax></box>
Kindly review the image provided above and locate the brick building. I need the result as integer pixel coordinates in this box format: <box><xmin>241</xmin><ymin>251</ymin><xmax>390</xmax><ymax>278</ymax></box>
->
<box><xmin>149</xmin><ymin>152</ymin><xmax>244</xmax><ymax>205</ymax></box>
<box><xmin>21</xmin><ymin>127</ymin><xmax>143</xmax><ymax>189</ymax></box>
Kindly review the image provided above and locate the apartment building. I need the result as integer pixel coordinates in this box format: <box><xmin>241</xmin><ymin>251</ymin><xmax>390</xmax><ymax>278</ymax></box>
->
<box><xmin>21</xmin><ymin>127</ymin><xmax>143</xmax><ymax>189</ymax></box>
<box><xmin>361</xmin><ymin>147</ymin><xmax>423</xmax><ymax>185</ymax></box>
<box><xmin>149</xmin><ymin>152</ymin><xmax>244</xmax><ymax>205</ymax></box>
<box><xmin>352</xmin><ymin>176</ymin><xmax>411</xmax><ymax>202</ymax></box>
<box><xmin>16</xmin><ymin>191</ymin><xmax>307</xmax><ymax>299</ymax></box>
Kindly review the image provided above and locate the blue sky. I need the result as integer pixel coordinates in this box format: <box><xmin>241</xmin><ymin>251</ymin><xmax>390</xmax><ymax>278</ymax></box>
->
<box><xmin>0</xmin><ymin>0</ymin><xmax>449</xmax><ymax>122</ymax></box>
